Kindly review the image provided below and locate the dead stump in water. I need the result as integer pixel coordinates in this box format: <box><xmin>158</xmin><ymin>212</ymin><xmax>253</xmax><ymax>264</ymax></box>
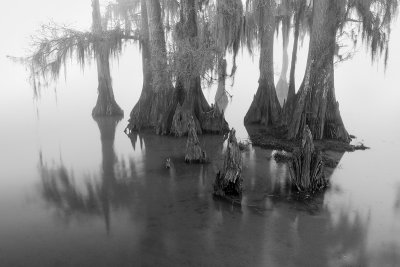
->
<box><xmin>213</xmin><ymin>128</ymin><xmax>243</xmax><ymax>199</ymax></box>
<box><xmin>185</xmin><ymin>116</ymin><xmax>207</xmax><ymax>163</ymax></box>
<box><xmin>288</xmin><ymin>125</ymin><xmax>327</xmax><ymax>194</ymax></box>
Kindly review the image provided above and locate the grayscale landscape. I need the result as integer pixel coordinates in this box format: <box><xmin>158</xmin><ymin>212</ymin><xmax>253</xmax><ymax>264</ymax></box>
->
<box><xmin>0</xmin><ymin>0</ymin><xmax>400</xmax><ymax>266</ymax></box>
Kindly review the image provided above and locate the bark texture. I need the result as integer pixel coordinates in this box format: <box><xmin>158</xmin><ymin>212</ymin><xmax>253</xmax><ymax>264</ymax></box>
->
<box><xmin>288</xmin><ymin>125</ymin><xmax>327</xmax><ymax>194</ymax></box>
<box><xmin>213</xmin><ymin>128</ymin><xmax>243</xmax><ymax>197</ymax></box>
<box><xmin>244</xmin><ymin>0</ymin><xmax>281</xmax><ymax>126</ymax></box>
<box><xmin>171</xmin><ymin>78</ymin><xmax>228</xmax><ymax>136</ymax></box>
<box><xmin>91</xmin><ymin>0</ymin><xmax>123</xmax><ymax>117</ymax></box>
<box><xmin>185</xmin><ymin>116</ymin><xmax>207</xmax><ymax>163</ymax></box>
<box><xmin>147</xmin><ymin>0</ymin><xmax>170</xmax><ymax>92</ymax></box>
<box><xmin>287</xmin><ymin>0</ymin><xmax>349</xmax><ymax>142</ymax></box>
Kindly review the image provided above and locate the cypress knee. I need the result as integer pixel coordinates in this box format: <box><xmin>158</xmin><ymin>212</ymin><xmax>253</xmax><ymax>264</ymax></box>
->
<box><xmin>185</xmin><ymin>116</ymin><xmax>207</xmax><ymax>163</ymax></box>
<box><xmin>288</xmin><ymin>125</ymin><xmax>327</xmax><ymax>194</ymax></box>
<box><xmin>213</xmin><ymin>128</ymin><xmax>243</xmax><ymax>198</ymax></box>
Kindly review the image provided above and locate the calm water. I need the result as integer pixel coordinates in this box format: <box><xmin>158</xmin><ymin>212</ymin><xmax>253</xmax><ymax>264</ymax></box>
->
<box><xmin>1</xmin><ymin>1</ymin><xmax>400</xmax><ymax>266</ymax></box>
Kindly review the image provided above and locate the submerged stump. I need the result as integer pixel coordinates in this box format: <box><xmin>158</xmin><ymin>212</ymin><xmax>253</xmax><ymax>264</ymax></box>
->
<box><xmin>213</xmin><ymin>128</ymin><xmax>243</xmax><ymax>199</ymax></box>
<box><xmin>288</xmin><ymin>125</ymin><xmax>327</xmax><ymax>194</ymax></box>
<box><xmin>185</xmin><ymin>116</ymin><xmax>207</xmax><ymax>163</ymax></box>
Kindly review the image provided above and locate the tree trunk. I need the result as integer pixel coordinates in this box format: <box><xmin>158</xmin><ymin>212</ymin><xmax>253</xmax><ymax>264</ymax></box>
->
<box><xmin>287</xmin><ymin>0</ymin><xmax>349</xmax><ymax>142</ymax></box>
<box><xmin>128</xmin><ymin>0</ymin><xmax>158</xmax><ymax>131</ymax></box>
<box><xmin>127</xmin><ymin>0</ymin><xmax>177</xmax><ymax>134</ymax></box>
<box><xmin>244</xmin><ymin>0</ymin><xmax>281</xmax><ymax>126</ymax></box>
<box><xmin>288</xmin><ymin>0</ymin><xmax>305</xmax><ymax>102</ymax></box>
<box><xmin>284</xmin><ymin>0</ymin><xmax>306</xmax><ymax>124</ymax></box>
<box><xmin>170</xmin><ymin>0</ymin><xmax>228</xmax><ymax>136</ymax></box>
<box><xmin>128</xmin><ymin>0</ymin><xmax>152</xmax><ymax>130</ymax></box>
<box><xmin>146</xmin><ymin>0</ymin><xmax>179</xmax><ymax>135</ymax></box>
<box><xmin>91</xmin><ymin>0</ymin><xmax>123</xmax><ymax>117</ymax></box>
<box><xmin>276</xmin><ymin>16</ymin><xmax>290</xmax><ymax>106</ymax></box>
<box><xmin>215</xmin><ymin>58</ymin><xmax>229</xmax><ymax>113</ymax></box>
<box><xmin>128</xmin><ymin>0</ymin><xmax>228</xmax><ymax>136</ymax></box>
<box><xmin>146</xmin><ymin>0</ymin><xmax>170</xmax><ymax>92</ymax></box>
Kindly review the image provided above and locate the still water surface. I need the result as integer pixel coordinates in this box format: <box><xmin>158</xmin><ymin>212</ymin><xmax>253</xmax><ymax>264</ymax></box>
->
<box><xmin>1</xmin><ymin>1</ymin><xmax>400</xmax><ymax>266</ymax></box>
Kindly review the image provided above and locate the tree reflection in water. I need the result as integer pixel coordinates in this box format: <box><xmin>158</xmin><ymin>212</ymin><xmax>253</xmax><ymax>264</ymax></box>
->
<box><xmin>36</xmin><ymin>118</ymin><xmax>391</xmax><ymax>266</ymax></box>
<box><xmin>202</xmin><ymin>182</ymin><xmax>370</xmax><ymax>266</ymax></box>
<box><xmin>39</xmin><ymin>116</ymin><xmax>136</xmax><ymax>233</ymax></box>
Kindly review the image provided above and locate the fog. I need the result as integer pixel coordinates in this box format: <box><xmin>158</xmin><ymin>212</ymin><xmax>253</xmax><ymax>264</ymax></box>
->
<box><xmin>0</xmin><ymin>1</ymin><xmax>400</xmax><ymax>266</ymax></box>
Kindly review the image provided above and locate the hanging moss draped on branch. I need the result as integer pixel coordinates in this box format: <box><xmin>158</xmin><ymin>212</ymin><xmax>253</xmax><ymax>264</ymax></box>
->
<box><xmin>213</xmin><ymin>0</ymin><xmax>243</xmax><ymax>80</ymax></box>
<box><xmin>14</xmin><ymin>0</ymin><xmax>143</xmax><ymax>117</ymax></box>
<box><xmin>26</xmin><ymin>23</ymin><xmax>140</xmax><ymax>90</ymax></box>
<box><xmin>345</xmin><ymin>0</ymin><xmax>398</xmax><ymax>67</ymax></box>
